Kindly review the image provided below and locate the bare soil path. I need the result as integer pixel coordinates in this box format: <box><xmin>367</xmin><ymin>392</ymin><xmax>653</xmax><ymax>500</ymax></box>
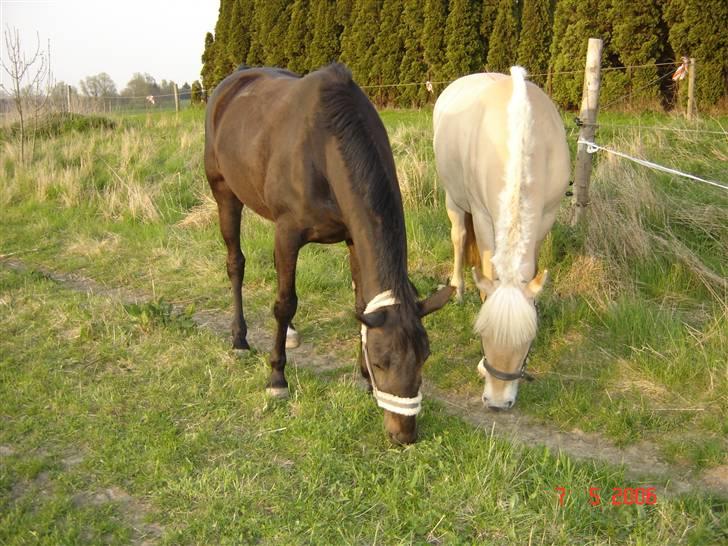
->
<box><xmin>3</xmin><ymin>257</ymin><xmax>726</xmax><ymax>500</ymax></box>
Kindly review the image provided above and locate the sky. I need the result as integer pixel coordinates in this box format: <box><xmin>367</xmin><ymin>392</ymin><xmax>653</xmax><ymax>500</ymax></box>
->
<box><xmin>0</xmin><ymin>0</ymin><xmax>219</xmax><ymax>92</ymax></box>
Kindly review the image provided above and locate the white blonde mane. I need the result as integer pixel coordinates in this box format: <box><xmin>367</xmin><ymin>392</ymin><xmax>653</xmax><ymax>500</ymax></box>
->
<box><xmin>474</xmin><ymin>284</ymin><xmax>537</xmax><ymax>347</ymax></box>
<box><xmin>490</xmin><ymin>66</ymin><xmax>533</xmax><ymax>285</ymax></box>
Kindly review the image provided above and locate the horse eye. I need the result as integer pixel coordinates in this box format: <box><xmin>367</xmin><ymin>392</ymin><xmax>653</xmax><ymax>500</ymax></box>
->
<box><xmin>372</xmin><ymin>357</ymin><xmax>389</xmax><ymax>370</ymax></box>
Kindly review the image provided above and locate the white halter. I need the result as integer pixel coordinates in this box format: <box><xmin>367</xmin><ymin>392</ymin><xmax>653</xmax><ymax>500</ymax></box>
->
<box><xmin>361</xmin><ymin>290</ymin><xmax>423</xmax><ymax>416</ymax></box>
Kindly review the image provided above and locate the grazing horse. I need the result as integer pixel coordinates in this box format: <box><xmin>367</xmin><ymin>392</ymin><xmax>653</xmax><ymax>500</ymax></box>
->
<box><xmin>205</xmin><ymin>63</ymin><xmax>452</xmax><ymax>444</ymax></box>
<box><xmin>433</xmin><ymin>67</ymin><xmax>570</xmax><ymax>409</ymax></box>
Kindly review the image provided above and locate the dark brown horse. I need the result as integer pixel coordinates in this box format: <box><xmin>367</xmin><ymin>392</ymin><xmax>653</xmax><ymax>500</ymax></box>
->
<box><xmin>204</xmin><ymin>63</ymin><xmax>452</xmax><ymax>444</ymax></box>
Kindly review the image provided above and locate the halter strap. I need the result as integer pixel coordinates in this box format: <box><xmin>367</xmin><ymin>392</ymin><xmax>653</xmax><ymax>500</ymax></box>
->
<box><xmin>361</xmin><ymin>290</ymin><xmax>423</xmax><ymax>416</ymax></box>
<box><xmin>477</xmin><ymin>357</ymin><xmax>534</xmax><ymax>382</ymax></box>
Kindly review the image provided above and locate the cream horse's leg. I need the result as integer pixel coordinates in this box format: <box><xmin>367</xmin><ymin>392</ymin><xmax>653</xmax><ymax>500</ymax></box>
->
<box><xmin>445</xmin><ymin>193</ymin><xmax>467</xmax><ymax>303</ymax></box>
<box><xmin>472</xmin><ymin>211</ymin><xmax>496</xmax><ymax>301</ymax></box>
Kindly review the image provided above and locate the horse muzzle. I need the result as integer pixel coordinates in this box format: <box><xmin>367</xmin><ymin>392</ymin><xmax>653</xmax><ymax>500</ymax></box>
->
<box><xmin>384</xmin><ymin>411</ymin><xmax>417</xmax><ymax>444</ymax></box>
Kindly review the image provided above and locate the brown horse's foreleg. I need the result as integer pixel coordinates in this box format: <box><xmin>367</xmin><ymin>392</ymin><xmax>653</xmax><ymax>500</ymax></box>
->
<box><xmin>211</xmin><ymin>180</ymin><xmax>249</xmax><ymax>350</ymax></box>
<box><xmin>267</xmin><ymin>224</ymin><xmax>303</xmax><ymax>397</ymax></box>
<box><xmin>347</xmin><ymin>241</ymin><xmax>369</xmax><ymax>388</ymax></box>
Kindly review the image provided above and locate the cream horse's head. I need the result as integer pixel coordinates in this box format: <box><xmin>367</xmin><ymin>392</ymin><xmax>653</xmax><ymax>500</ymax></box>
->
<box><xmin>472</xmin><ymin>267</ymin><xmax>547</xmax><ymax>409</ymax></box>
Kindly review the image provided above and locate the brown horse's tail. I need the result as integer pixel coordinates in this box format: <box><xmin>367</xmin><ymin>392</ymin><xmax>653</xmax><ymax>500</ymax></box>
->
<box><xmin>464</xmin><ymin>212</ymin><xmax>481</xmax><ymax>270</ymax></box>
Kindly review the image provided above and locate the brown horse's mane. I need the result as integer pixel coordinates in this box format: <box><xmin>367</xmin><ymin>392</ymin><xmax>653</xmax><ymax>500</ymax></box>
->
<box><xmin>317</xmin><ymin>64</ymin><xmax>417</xmax><ymax>312</ymax></box>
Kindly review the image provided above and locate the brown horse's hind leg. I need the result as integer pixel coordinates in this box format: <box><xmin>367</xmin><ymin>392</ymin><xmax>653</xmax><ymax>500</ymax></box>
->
<box><xmin>210</xmin><ymin>179</ymin><xmax>249</xmax><ymax>350</ymax></box>
<box><xmin>267</xmin><ymin>223</ymin><xmax>303</xmax><ymax>397</ymax></box>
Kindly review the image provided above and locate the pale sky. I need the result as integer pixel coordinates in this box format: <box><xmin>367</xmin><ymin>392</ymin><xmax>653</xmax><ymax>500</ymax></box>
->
<box><xmin>0</xmin><ymin>0</ymin><xmax>219</xmax><ymax>92</ymax></box>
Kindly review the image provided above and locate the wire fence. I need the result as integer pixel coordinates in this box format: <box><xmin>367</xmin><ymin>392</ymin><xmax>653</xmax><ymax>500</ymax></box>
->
<box><xmin>2</xmin><ymin>56</ymin><xmax>712</xmax><ymax>124</ymax></box>
<box><xmin>2</xmin><ymin>59</ymin><xmax>724</xmax><ymax>194</ymax></box>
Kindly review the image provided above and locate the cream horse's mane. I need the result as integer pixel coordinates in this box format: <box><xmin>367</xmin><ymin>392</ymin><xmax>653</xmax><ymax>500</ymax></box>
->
<box><xmin>474</xmin><ymin>67</ymin><xmax>537</xmax><ymax>348</ymax></box>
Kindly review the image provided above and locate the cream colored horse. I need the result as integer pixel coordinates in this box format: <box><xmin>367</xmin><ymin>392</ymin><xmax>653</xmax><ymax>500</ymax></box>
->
<box><xmin>433</xmin><ymin>67</ymin><xmax>570</xmax><ymax>409</ymax></box>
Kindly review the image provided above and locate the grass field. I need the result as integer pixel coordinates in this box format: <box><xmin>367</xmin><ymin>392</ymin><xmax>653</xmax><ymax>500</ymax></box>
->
<box><xmin>1</xmin><ymin>106</ymin><xmax>727</xmax><ymax>543</ymax></box>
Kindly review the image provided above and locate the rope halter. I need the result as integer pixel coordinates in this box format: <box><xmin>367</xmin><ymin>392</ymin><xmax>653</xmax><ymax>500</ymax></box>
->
<box><xmin>361</xmin><ymin>290</ymin><xmax>423</xmax><ymax>416</ymax></box>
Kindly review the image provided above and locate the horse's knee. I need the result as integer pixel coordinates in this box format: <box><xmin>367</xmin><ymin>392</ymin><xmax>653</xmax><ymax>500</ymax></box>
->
<box><xmin>273</xmin><ymin>296</ymin><xmax>297</xmax><ymax>323</ymax></box>
<box><xmin>451</xmin><ymin>225</ymin><xmax>466</xmax><ymax>247</ymax></box>
<box><xmin>226</xmin><ymin>252</ymin><xmax>245</xmax><ymax>280</ymax></box>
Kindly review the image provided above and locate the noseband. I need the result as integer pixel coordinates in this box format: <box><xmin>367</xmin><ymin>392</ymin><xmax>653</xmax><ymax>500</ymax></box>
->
<box><xmin>477</xmin><ymin>346</ymin><xmax>535</xmax><ymax>382</ymax></box>
<box><xmin>361</xmin><ymin>290</ymin><xmax>422</xmax><ymax>416</ymax></box>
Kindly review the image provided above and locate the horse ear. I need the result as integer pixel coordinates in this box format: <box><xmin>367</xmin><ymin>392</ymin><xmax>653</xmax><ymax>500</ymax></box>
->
<box><xmin>356</xmin><ymin>309</ymin><xmax>387</xmax><ymax>329</ymax></box>
<box><xmin>525</xmin><ymin>269</ymin><xmax>549</xmax><ymax>298</ymax></box>
<box><xmin>418</xmin><ymin>285</ymin><xmax>455</xmax><ymax>317</ymax></box>
<box><xmin>471</xmin><ymin>267</ymin><xmax>495</xmax><ymax>296</ymax></box>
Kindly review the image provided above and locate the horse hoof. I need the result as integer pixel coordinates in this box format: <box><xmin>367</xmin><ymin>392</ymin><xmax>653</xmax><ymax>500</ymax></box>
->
<box><xmin>266</xmin><ymin>386</ymin><xmax>289</xmax><ymax>398</ymax></box>
<box><xmin>233</xmin><ymin>338</ymin><xmax>250</xmax><ymax>351</ymax></box>
<box><xmin>285</xmin><ymin>327</ymin><xmax>300</xmax><ymax>349</ymax></box>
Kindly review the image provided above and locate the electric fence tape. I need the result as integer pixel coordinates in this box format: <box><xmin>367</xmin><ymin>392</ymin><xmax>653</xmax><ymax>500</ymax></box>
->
<box><xmin>578</xmin><ymin>139</ymin><xmax>728</xmax><ymax>191</ymax></box>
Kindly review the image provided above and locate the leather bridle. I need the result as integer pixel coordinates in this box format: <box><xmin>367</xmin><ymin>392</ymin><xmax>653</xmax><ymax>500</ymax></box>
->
<box><xmin>477</xmin><ymin>343</ymin><xmax>535</xmax><ymax>382</ymax></box>
<box><xmin>361</xmin><ymin>291</ymin><xmax>423</xmax><ymax>416</ymax></box>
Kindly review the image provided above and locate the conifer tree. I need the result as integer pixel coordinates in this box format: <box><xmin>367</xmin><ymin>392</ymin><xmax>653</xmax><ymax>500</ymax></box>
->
<box><xmin>444</xmin><ymin>0</ymin><xmax>483</xmax><ymax>80</ymax></box>
<box><xmin>227</xmin><ymin>0</ymin><xmax>254</xmax><ymax>68</ymax></box>
<box><xmin>610</xmin><ymin>0</ymin><xmax>665</xmax><ymax>106</ymax></box>
<box><xmin>190</xmin><ymin>80</ymin><xmax>203</xmax><ymax>104</ymax></box>
<box><xmin>399</xmin><ymin>0</ymin><xmax>430</xmax><ymax>106</ymax></box>
<box><xmin>549</xmin><ymin>0</ymin><xmax>603</xmax><ymax>108</ymax></box>
<box><xmin>201</xmin><ymin>32</ymin><xmax>217</xmax><ymax>93</ymax></box>
<box><xmin>213</xmin><ymin>0</ymin><xmax>237</xmax><ymax>84</ymax></box>
<box><xmin>308</xmin><ymin>0</ymin><xmax>341</xmax><ymax>71</ymax></box>
<box><xmin>340</xmin><ymin>0</ymin><xmax>382</xmax><ymax>84</ymax></box>
<box><xmin>517</xmin><ymin>0</ymin><xmax>553</xmax><ymax>86</ymax></box>
<box><xmin>486</xmin><ymin>0</ymin><xmax>520</xmax><ymax>73</ymax></box>
<box><xmin>422</xmin><ymin>0</ymin><xmax>448</xmax><ymax>84</ymax></box>
<box><xmin>664</xmin><ymin>0</ymin><xmax>727</xmax><ymax>108</ymax></box>
<box><xmin>479</xmin><ymin>0</ymin><xmax>499</xmax><ymax>63</ymax></box>
<box><xmin>371</xmin><ymin>0</ymin><xmax>404</xmax><ymax>105</ymax></box>
<box><xmin>335</xmin><ymin>0</ymin><xmax>356</xmax><ymax>29</ymax></box>
<box><xmin>246</xmin><ymin>0</ymin><xmax>291</xmax><ymax>67</ymax></box>
<box><xmin>285</xmin><ymin>0</ymin><xmax>311</xmax><ymax>73</ymax></box>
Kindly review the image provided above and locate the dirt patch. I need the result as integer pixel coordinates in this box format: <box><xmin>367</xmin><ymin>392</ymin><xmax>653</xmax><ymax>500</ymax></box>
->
<box><xmin>424</xmin><ymin>384</ymin><xmax>723</xmax><ymax>498</ymax></box>
<box><xmin>3</xmin><ymin>257</ymin><xmax>726</xmax><ymax>500</ymax></box>
<box><xmin>702</xmin><ymin>466</ymin><xmax>728</xmax><ymax>491</ymax></box>
<box><xmin>74</xmin><ymin>486</ymin><xmax>163</xmax><ymax>545</ymax></box>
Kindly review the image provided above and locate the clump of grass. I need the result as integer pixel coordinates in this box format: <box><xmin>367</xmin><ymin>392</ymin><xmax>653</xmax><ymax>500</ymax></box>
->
<box><xmin>177</xmin><ymin>193</ymin><xmax>217</xmax><ymax>229</ymax></box>
<box><xmin>388</xmin><ymin>121</ymin><xmax>441</xmax><ymax>209</ymax></box>
<box><xmin>125</xmin><ymin>298</ymin><xmax>196</xmax><ymax>333</ymax></box>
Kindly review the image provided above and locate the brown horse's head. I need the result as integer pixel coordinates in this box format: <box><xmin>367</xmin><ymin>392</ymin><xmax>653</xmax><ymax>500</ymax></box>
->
<box><xmin>472</xmin><ymin>269</ymin><xmax>548</xmax><ymax>410</ymax></box>
<box><xmin>357</xmin><ymin>286</ymin><xmax>453</xmax><ymax>444</ymax></box>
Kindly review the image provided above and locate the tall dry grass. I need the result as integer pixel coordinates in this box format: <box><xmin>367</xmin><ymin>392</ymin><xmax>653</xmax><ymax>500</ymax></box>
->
<box><xmin>388</xmin><ymin>123</ymin><xmax>440</xmax><ymax>209</ymax></box>
<box><xmin>1</xmin><ymin>115</ymin><xmax>207</xmax><ymax>224</ymax></box>
<box><xmin>582</xmin><ymin>131</ymin><xmax>727</xmax><ymax>308</ymax></box>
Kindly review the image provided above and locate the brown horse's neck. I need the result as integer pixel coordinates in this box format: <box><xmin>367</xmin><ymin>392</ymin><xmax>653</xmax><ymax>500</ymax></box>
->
<box><xmin>349</xmin><ymin>213</ymin><xmax>408</xmax><ymax>304</ymax></box>
<box><xmin>324</xmin><ymin>142</ymin><xmax>411</xmax><ymax>306</ymax></box>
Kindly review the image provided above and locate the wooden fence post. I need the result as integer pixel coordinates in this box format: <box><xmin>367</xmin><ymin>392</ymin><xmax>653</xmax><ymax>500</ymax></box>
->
<box><xmin>686</xmin><ymin>57</ymin><xmax>696</xmax><ymax>120</ymax></box>
<box><xmin>66</xmin><ymin>85</ymin><xmax>72</xmax><ymax>113</ymax></box>
<box><xmin>173</xmin><ymin>83</ymin><xmax>180</xmax><ymax>113</ymax></box>
<box><xmin>572</xmin><ymin>37</ymin><xmax>603</xmax><ymax>225</ymax></box>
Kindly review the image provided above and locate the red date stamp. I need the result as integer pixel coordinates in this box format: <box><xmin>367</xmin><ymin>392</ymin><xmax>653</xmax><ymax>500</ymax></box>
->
<box><xmin>556</xmin><ymin>486</ymin><xmax>658</xmax><ymax>506</ymax></box>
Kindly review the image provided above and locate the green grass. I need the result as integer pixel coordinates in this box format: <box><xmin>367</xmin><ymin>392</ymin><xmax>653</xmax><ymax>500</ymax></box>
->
<box><xmin>1</xmin><ymin>106</ymin><xmax>727</xmax><ymax>540</ymax></box>
<box><xmin>1</xmin><ymin>267</ymin><xmax>725</xmax><ymax>544</ymax></box>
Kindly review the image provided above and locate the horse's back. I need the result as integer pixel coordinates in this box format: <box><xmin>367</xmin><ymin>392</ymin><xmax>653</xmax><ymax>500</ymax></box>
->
<box><xmin>204</xmin><ymin>66</ymin><xmax>339</xmax><ymax>220</ymax></box>
<box><xmin>434</xmin><ymin>72</ymin><xmax>569</xmax><ymax>217</ymax></box>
